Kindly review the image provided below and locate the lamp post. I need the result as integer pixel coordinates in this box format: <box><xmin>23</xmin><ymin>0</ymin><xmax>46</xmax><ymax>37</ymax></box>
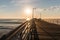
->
<box><xmin>40</xmin><ymin>12</ymin><xmax>41</xmax><ymax>19</ymax></box>
<box><xmin>32</xmin><ymin>8</ymin><xmax>36</xmax><ymax>19</ymax></box>
<box><xmin>32</xmin><ymin>8</ymin><xmax>42</xmax><ymax>19</ymax></box>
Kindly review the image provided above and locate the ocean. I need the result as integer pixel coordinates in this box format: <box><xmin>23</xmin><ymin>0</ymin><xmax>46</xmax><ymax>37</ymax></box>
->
<box><xmin>0</xmin><ymin>19</ymin><xmax>26</xmax><ymax>38</ymax></box>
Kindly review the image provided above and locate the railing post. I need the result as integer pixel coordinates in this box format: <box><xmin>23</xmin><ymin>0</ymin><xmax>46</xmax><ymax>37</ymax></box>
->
<box><xmin>19</xmin><ymin>32</ymin><xmax>22</xmax><ymax>40</ymax></box>
<box><xmin>0</xmin><ymin>35</ymin><xmax>6</xmax><ymax>40</ymax></box>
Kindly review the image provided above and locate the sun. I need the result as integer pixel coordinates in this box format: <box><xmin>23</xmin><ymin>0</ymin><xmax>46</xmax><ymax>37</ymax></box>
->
<box><xmin>26</xmin><ymin>18</ymin><xmax>30</xmax><ymax>21</ymax></box>
<box><xmin>24</xmin><ymin>8</ymin><xmax>32</xmax><ymax>15</ymax></box>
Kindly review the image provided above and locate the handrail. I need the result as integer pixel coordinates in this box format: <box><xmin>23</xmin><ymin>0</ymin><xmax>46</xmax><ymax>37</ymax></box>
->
<box><xmin>0</xmin><ymin>21</ymin><xmax>31</xmax><ymax>40</ymax></box>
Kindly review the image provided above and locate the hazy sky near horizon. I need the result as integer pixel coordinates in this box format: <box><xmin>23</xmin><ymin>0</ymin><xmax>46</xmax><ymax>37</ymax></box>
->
<box><xmin>0</xmin><ymin>0</ymin><xmax>60</xmax><ymax>19</ymax></box>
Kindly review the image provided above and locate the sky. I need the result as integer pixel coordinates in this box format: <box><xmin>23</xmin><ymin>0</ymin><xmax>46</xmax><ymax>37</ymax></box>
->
<box><xmin>0</xmin><ymin>0</ymin><xmax>60</xmax><ymax>19</ymax></box>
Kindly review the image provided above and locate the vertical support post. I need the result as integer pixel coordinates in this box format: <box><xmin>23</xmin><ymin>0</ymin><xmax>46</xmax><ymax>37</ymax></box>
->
<box><xmin>32</xmin><ymin>8</ymin><xmax>36</xmax><ymax>19</ymax></box>
<box><xmin>40</xmin><ymin>13</ymin><xmax>41</xmax><ymax>19</ymax></box>
<box><xmin>32</xmin><ymin>8</ymin><xmax>34</xmax><ymax>19</ymax></box>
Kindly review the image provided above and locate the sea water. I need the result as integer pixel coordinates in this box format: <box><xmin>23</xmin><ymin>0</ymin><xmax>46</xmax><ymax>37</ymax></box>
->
<box><xmin>0</xmin><ymin>19</ymin><xmax>25</xmax><ymax>38</ymax></box>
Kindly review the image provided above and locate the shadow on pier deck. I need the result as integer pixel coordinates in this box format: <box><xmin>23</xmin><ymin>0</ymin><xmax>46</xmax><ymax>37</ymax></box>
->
<box><xmin>0</xmin><ymin>19</ymin><xmax>60</xmax><ymax>40</ymax></box>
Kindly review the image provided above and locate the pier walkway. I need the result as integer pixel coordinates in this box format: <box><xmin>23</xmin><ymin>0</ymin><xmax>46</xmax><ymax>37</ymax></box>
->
<box><xmin>0</xmin><ymin>19</ymin><xmax>60</xmax><ymax>40</ymax></box>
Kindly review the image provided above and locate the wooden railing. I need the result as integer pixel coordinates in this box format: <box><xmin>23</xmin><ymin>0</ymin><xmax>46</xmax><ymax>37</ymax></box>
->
<box><xmin>44</xmin><ymin>19</ymin><xmax>60</xmax><ymax>25</ymax></box>
<box><xmin>0</xmin><ymin>21</ymin><xmax>32</xmax><ymax>40</ymax></box>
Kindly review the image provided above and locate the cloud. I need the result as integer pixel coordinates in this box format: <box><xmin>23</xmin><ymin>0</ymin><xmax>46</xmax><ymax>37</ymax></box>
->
<box><xmin>10</xmin><ymin>0</ymin><xmax>31</xmax><ymax>6</ymax></box>
<box><xmin>37</xmin><ymin>6</ymin><xmax>60</xmax><ymax>12</ymax></box>
<box><xmin>35</xmin><ymin>6</ymin><xmax>60</xmax><ymax>19</ymax></box>
<box><xmin>47</xmin><ymin>6</ymin><xmax>60</xmax><ymax>11</ymax></box>
<box><xmin>0</xmin><ymin>5</ymin><xmax>7</xmax><ymax>8</ymax></box>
